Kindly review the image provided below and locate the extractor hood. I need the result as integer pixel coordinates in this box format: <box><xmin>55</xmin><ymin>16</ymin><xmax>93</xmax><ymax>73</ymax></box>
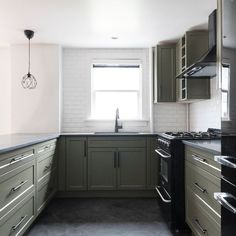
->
<box><xmin>176</xmin><ymin>9</ymin><xmax>217</xmax><ymax>79</ymax></box>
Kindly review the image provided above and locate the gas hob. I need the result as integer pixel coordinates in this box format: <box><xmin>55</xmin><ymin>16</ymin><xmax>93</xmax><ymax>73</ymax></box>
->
<box><xmin>161</xmin><ymin>128</ymin><xmax>221</xmax><ymax>140</ymax></box>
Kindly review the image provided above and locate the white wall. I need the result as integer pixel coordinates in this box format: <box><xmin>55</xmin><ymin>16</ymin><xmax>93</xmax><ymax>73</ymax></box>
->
<box><xmin>11</xmin><ymin>44</ymin><xmax>61</xmax><ymax>133</ymax></box>
<box><xmin>0</xmin><ymin>47</ymin><xmax>11</xmax><ymax>134</ymax></box>
<box><xmin>189</xmin><ymin>78</ymin><xmax>221</xmax><ymax>131</ymax></box>
<box><xmin>62</xmin><ymin>48</ymin><xmax>151</xmax><ymax>133</ymax></box>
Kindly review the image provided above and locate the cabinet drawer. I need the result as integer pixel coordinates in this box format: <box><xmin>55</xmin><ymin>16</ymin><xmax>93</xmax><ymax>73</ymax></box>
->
<box><xmin>0</xmin><ymin>162</ymin><xmax>35</xmax><ymax>214</ymax></box>
<box><xmin>185</xmin><ymin>161</ymin><xmax>221</xmax><ymax>215</ymax></box>
<box><xmin>37</xmin><ymin>151</ymin><xmax>56</xmax><ymax>183</ymax></box>
<box><xmin>88</xmin><ymin>137</ymin><xmax>146</xmax><ymax>148</ymax></box>
<box><xmin>185</xmin><ymin>146</ymin><xmax>221</xmax><ymax>177</ymax></box>
<box><xmin>37</xmin><ymin>139</ymin><xmax>57</xmax><ymax>156</ymax></box>
<box><xmin>0</xmin><ymin>149</ymin><xmax>34</xmax><ymax>175</ymax></box>
<box><xmin>37</xmin><ymin>170</ymin><xmax>56</xmax><ymax>214</ymax></box>
<box><xmin>0</xmin><ymin>192</ymin><xmax>35</xmax><ymax>236</ymax></box>
<box><xmin>186</xmin><ymin>187</ymin><xmax>221</xmax><ymax>236</ymax></box>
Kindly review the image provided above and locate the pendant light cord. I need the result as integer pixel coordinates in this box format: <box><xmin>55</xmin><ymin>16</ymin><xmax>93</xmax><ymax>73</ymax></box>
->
<box><xmin>28</xmin><ymin>39</ymin><xmax>31</xmax><ymax>74</ymax></box>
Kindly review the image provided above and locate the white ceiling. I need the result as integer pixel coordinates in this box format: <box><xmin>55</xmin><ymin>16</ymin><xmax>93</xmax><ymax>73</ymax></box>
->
<box><xmin>0</xmin><ymin>0</ymin><xmax>217</xmax><ymax>47</ymax></box>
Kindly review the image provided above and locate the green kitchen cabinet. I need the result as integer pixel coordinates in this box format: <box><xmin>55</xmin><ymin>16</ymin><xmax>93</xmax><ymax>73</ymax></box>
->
<box><xmin>88</xmin><ymin>148</ymin><xmax>116</xmax><ymax>190</ymax></box>
<box><xmin>176</xmin><ymin>31</ymin><xmax>210</xmax><ymax>102</ymax></box>
<box><xmin>117</xmin><ymin>148</ymin><xmax>146</xmax><ymax>190</ymax></box>
<box><xmin>66</xmin><ymin>137</ymin><xmax>87</xmax><ymax>191</ymax></box>
<box><xmin>153</xmin><ymin>44</ymin><xmax>176</xmax><ymax>103</ymax></box>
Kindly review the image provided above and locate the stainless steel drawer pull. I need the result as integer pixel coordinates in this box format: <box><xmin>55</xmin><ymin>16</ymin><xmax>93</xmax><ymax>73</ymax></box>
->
<box><xmin>194</xmin><ymin>182</ymin><xmax>207</xmax><ymax>193</ymax></box>
<box><xmin>194</xmin><ymin>219</ymin><xmax>207</xmax><ymax>234</ymax></box>
<box><xmin>155</xmin><ymin>149</ymin><xmax>171</xmax><ymax>159</ymax></box>
<box><xmin>11</xmin><ymin>215</ymin><xmax>27</xmax><ymax>231</ymax></box>
<box><xmin>11</xmin><ymin>180</ymin><xmax>28</xmax><ymax>192</ymax></box>
<box><xmin>214</xmin><ymin>192</ymin><xmax>236</xmax><ymax>214</ymax></box>
<box><xmin>9</xmin><ymin>153</ymin><xmax>34</xmax><ymax>165</ymax></box>
<box><xmin>38</xmin><ymin>145</ymin><xmax>50</xmax><ymax>153</ymax></box>
<box><xmin>192</xmin><ymin>154</ymin><xmax>208</xmax><ymax>164</ymax></box>
<box><xmin>155</xmin><ymin>186</ymin><xmax>171</xmax><ymax>203</ymax></box>
<box><xmin>44</xmin><ymin>164</ymin><xmax>52</xmax><ymax>172</ymax></box>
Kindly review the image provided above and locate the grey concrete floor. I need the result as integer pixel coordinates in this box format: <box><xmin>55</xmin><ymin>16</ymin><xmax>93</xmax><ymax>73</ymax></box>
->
<box><xmin>26</xmin><ymin>198</ymin><xmax>190</xmax><ymax>236</ymax></box>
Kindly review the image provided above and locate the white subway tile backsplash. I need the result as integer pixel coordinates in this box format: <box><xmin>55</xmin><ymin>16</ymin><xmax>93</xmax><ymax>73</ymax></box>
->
<box><xmin>189</xmin><ymin>78</ymin><xmax>221</xmax><ymax>131</ymax></box>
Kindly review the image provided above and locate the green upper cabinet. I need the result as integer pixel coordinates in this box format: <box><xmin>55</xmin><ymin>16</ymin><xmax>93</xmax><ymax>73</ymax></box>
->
<box><xmin>176</xmin><ymin>31</ymin><xmax>211</xmax><ymax>102</ymax></box>
<box><xmin>66</xmin><ymin>137</ymin><xmax>87</xmax><ymax>191</ymax></box>
<box><xmin>117</xmin><ymin>148</ymin><xmax>146</xmax><ymax>190</ymax></box>
<box><xmin>153</xmin><ymin>44</ymin><xmax>176</xmax><ymax>103</ymax></box>
<box><xmin>88</xmin><ymin>148</ymin><xmax>116</xmax><ymax>190</ymax></box>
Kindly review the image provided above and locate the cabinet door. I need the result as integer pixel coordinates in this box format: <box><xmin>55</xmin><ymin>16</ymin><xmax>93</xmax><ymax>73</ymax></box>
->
<box><xmin>154</xmin><ymin>45</ymin><xmax>176</xmax><ymax>102</ymax></box>
<box><xmin>88</xmin><ymin>148</ymin><xmax>116</xmax><ymax>190</ymax></box>
<box><xmin>66</xmin><ymin>137</ymin><xmax>87</xmax><ymax>191</ymax></box>
<box><xmin>117</xmin><ymin>148</ymin><xmax>146</xmax><ymax>190</ymax></box>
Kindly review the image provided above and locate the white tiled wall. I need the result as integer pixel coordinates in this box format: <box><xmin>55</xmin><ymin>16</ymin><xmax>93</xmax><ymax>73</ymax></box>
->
<box><xmin>62</xmin><ymin>48</ymin><xmax>152</xmax><ymax>133</ymax></box>
<box><xmin>153</xmin><ymin>103</ymin><xmax>187</xmax><ymax>132</ymax></box>
<box><xmin>189</xmin><ymin>77</ymin><xmax>221</xmax><ymax>131</ymax></box>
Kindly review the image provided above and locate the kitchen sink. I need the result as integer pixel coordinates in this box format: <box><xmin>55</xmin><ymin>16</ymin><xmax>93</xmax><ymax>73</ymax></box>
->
<box><xmin>94</xmin><ymin>132</ymin><xmax>140</xmax><ymax>135</ymax></box>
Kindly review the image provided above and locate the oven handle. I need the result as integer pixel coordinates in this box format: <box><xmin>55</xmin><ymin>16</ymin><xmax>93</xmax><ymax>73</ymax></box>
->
<box><xmin>214</xmin><ymin>156</ymin><xmax>236</xmax><ymax>169</ymax></box>
<box><xmin>155</xmin><ymin>149</ymin><xmax>171</xmax><ymax>159</ymax></box>
<box><xmin>155</xmin><ymin>186</ymin><xmax>171</xmax><ymax>203</ymax></box>
<box><xmin>214</xmin><ymin>192</ymin><xmax>236</xmax><ymax>214</ymax></box>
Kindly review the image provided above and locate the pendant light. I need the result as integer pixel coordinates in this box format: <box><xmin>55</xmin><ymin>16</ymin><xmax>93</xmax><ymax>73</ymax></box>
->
<box><xmin>21</xmin><ymin>29</ymin><xmax>37</xmax><ymax>89</ymax></box>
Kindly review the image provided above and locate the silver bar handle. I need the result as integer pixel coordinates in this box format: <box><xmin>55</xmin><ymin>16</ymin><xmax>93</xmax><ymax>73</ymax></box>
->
<box><xmin>38</xmin><ymin>145</ymin><xmax>50</xmax><ymax>153</ymax></box>
<box><xmin>214</xmin><ymin>156</ymin><xmax>236</xmax><ymax>169</ymax></box>
<box><xmin>10</xmin><ymin>153</ymin><xmax>34</xmax><ymax>165</ymax></box>
<box><xmin>192</xmin><ymin>154</ymin><xmax>208</xmax><ymax>164</ymax></box>
<box><xmin>44</xmin><ymin>164</ymin><xmax>52</xmax><ymax>172</ymax></box>
<box><xmin>194</xmin><ymin>219</ymin><xmax>207</xmax><ymax>234</ymax></box>
<box><xmin>214</xmin><ymin>192</ymin><xmax>236</xmax><ymax>214</ymax></box>
<box><xmin>155</xmin><ymin>149</ymin><xmax>171</xmax><ymax>159</ymax></box>
<box><xmin>155</xmin><ymin>186</ymin><xmax>171</xmax><ymax>203</ymax></box>
<box><xmin>194</xmin><ymin>182</ymin><xmax>207</xmax><ymax>193</ymax></box>
<box><xmin>11</xmin><ymin>215</ymin><xmax>27</xmax><ymax>231</ymax></box>
<box><xmin>11</xmin><ymin>180</ymin><xmax>28</xmax><ymax>193</ymax></box>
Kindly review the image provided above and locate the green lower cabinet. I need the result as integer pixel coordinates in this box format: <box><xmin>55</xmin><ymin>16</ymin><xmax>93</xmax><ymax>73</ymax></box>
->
<box><xmin>88</xmin><ymin>148</ymin><xmax>116</xmax><ymax>190</ymax></box>
<box><xmin>87</xmin><ymin>147</ymin><xmax>147</xmax><ymax>190</ymax></box>
<box><xmin>66</xmin><ymin>137</ymin><xmax>87</xmax><ymax>191</ymax></box>
<box><xmin>117</xmin><ymin>148</ymin><xmax>146</xmax><ymax>190</ymax></box>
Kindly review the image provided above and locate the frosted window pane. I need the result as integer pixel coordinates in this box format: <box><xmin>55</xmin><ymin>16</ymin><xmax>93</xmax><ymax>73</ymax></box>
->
<box><xmin>222</xmin><ymin>91</ymin><xmax>228</xmax><ymax>119</ymax></box>
<box><xmin>94</xmin><ymin>92</ymin><xmax>138</xmax><ymax>119</ymax></box>
<box><xmin>222</xmin><ymin>66</ymin><xmax>230</xmax><ymax>90</ymax></box>
<box><xmin>93</xmin><ymin>67</ymin><xmax>140</xmax><ymax>90</ymax></box>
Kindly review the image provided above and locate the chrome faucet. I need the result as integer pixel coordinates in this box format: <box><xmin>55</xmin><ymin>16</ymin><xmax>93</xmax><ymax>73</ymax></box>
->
<box><xmin>115</xmin><ymin>108</ymin><xmax>123</xmax><ymax>133</ymax></box>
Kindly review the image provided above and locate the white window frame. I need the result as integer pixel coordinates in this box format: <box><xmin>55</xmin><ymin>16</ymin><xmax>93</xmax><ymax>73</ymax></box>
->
<box><xmin>90</xmin><ymin>59</ymin><xmax>143</xmax><ymax>120</ymax></box>
<box><xmin>221</xmin><ymin>63</ymin><xmax>230</xmax><ymax>121</ymax></box>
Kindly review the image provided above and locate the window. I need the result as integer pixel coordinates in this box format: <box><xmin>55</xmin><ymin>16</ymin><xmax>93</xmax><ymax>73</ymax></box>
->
<box><xmin>91</xmin><ymin>61</ymin><xmax>142</xmax><ymax>120</ymax></box>
<box><xmin>221</xmin><ymin>65</ymin><xmax>230</xmax><ymax>120</ymax></box>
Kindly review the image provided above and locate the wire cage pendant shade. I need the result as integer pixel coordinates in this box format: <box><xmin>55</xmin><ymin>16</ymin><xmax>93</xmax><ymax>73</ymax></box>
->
<box><xmin>21</xmin><ymin>30</ymin><xmax>37</xmax><ymax>89</ymax></box>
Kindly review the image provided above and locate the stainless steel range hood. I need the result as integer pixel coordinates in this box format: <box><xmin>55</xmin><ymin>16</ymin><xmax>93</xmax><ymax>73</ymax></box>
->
<box><xmin>176</xmin><ymin>9</ymin><xmax>217</xmax><ymax>79</ymax></box>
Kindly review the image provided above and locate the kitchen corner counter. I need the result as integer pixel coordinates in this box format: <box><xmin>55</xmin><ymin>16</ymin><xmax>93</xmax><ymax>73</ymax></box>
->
<box><xmin>0</xmin><ymin>133</ymin><xmax>60</xmax><ymax>154</ymax></box>
<box><xmin>60</xmin><ymin>132</ymin><xmax>158</xmax><ymax>136</ymax></box>
<box><xmin>183</xmin><ymin>139</ymin><xmax>221</xmax><ymax>155</ymax></box>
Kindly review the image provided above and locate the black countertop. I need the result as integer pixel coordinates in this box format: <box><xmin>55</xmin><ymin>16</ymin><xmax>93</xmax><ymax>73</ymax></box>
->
<box><xmin>183</xmin><ymin>139</ymin><xmax>221</xmax><ymax>155</ymax></box>
<box><xmin>0</xmin><ymin>132</ymin><xmax>158</xmax><ymax>154</ymax></box>
<box><xmin>0</xmin><ymin>133</ymin><xmax>60</xmax><ymax>154</ymax></box>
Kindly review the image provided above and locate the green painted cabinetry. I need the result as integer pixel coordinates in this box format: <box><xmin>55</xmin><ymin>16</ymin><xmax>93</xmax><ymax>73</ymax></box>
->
<box><xmin>66</xmin><ymin>137</ymin><xmax>87</xmax><ymax>191</ymax></box>
<box><xmin>88</xmin><ymin>148</ymin><xmax>116</xmax><ymax>190</ymax></box>
<box><xmin>87</xmin><ymin>146</ymin><xmax>147</xmax><ymax>190</ymax></box>
<box><xmin>153</xmin><ymin>44</ymin><xmax>176</xmax><ymax>103</ymax></box>
<box><xmin>176</xmin><ymin>31</ymin><xmax>211</xmax><ymax>102</ymax></box>
<box><xmin>117</xmin><ymin>148</ymin><xmax>146</xmax><ymax>190</ymax></box>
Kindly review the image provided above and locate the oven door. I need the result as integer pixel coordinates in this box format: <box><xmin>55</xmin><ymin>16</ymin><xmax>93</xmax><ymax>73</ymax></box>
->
<box><xmin>155</xmin><ymin>147</ymin><xmax>172</xmax><ymax>224</ymax></box>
